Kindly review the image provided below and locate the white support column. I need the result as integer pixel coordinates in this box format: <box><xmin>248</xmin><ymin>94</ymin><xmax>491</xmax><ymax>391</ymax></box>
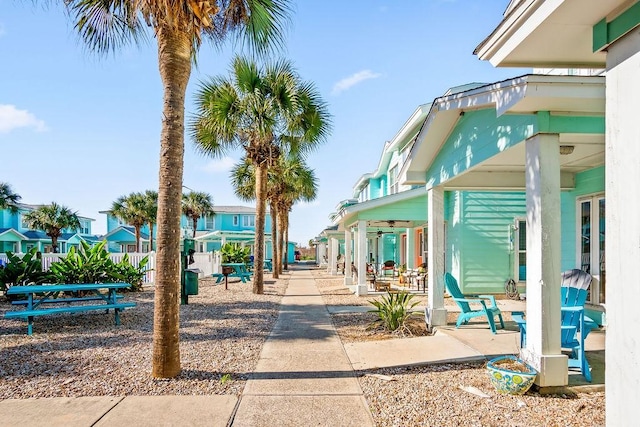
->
<box><xmin>344</xmin><ymin>229</ymin><xmax>353</xmax><ymax>286</ymax></box>
<box><xmin>406</xmin><ymin>228</ymin><xmax>415</xmax><ymax>269</ymax></box>
<box><xmin>427</xmin><ymin>187</ymin><xmax>447</xmax><ymax>328</ymax></box>
<box><xmin>356</xmin><ymin>220</ymin><xmax>368</xmax><ymax>295</ymax></box>
<box><xmin>329</xmin><ymin>237</ymin><xmax>338</xmax><ymax>275</ymax></box>
<box><xmin>606</xmin><ymin>33</ymin><xmax>640</xmax><ymax>423</ymax></box>
<box><xmin>521</xmin><ymin>133</ymin><xmax>567</xmax><ymax>387</ymax></box>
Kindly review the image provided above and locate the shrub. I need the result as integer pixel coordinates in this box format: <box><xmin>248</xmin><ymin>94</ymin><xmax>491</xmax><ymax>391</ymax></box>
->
<box><xmin>368</xmin><ymin>291</ymin><xmax>421</xmax><ymax>333</ymax></box>
<box><xmin>0</xmin><ymin>248</ymin><xmax>54</xmax><ymax>295</ymax></box>
<box><xmin>48</xmin><ymin>241</ymin><xmax>148</xmax><ymax>291</ymax></box>
<box><xmin>220</xmin><ymin>243</ymin><xmax>251</xmax><ymax>264</ymax></box>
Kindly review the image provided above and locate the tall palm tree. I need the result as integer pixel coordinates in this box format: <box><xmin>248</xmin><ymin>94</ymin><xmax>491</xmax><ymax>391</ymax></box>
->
<box><xmin>111</xmin><ymin>192</ymin><xmax>148</xmax><ymax>252</ymax></box>
<box><xmin>23</xmin><ymin>203</ymin><xmax>81</xmax><ymax>253</ymax></box>
<box><xmin>143</xmin><ymin>190</ymin><xmax>158</xmax><ymax>251</ymax></box>
<box><xmin>60</xmin><ymin>0</ymin><xmax>292</xmax><ymax>378</ymax></box>
<box><xmin>0</xmin><ymin>182</ymin><xmax>21</xmax><ymax>213</ymax></box>
<box><xmin>192</xmin><ymin>56</ymin><xmax>330</xmax><ymax>294</ymax></box>
<box><xmin>182</xmin><ymin>191</ymin><xmax>214</xmax><ymax>238</ymax></box>
<box><xmin>230</xmin><ymin>158</ymin><xmax>279</xmax><ymax>278</ymax></box>
<box><xmin>273</xmin><ymin>155</ymin><xmax>317</xmax><ymax>273</ymax></box>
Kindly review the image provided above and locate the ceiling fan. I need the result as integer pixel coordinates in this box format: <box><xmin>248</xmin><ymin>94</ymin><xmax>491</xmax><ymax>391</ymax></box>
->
<box><xmin>376</xmin><ymin>220</ymin><xmax>396</xmax><ymax>237</ymax></box>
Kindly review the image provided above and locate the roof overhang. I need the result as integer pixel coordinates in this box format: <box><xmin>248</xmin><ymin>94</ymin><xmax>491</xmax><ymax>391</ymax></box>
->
<box><xmin>400</xmin><ymin>74</ymin><xmax>605</xmax><ymax>188</ymax></box>
<box><xmin>195</xmin><ymin>230</ymin><xmax>271</xmax><ymax>242</ymax></box>
<box><xmin>474</xmin><ymin>0</ymin><xmax>629</xmax><ymax>68</ymax></box>
<box><xmin>331</xmin><ymin>187</ymin><xmax>427</xmax><ymax>231</ymax></box>
<box><xmin>0</xmin><ymin>228</ymin><xmax>27</xmax><ymax>241</ymax></box>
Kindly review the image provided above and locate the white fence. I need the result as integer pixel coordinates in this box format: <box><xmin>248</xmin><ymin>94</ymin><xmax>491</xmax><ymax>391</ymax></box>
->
<box><xmin>0</xmin><ymin>252</ymin><xmax>156</xmax><ymax>284</ymax></box>
<box><xmin>0</xmin><ymin>251</ymin><xmax>223</xmax><ymax>285</ymax></box>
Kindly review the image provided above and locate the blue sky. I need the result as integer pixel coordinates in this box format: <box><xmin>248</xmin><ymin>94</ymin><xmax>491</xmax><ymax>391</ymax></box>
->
<box><xmin>0</xmin><ymin>1</ymin><xmax>526</xmax><ymax>245</ymax></box>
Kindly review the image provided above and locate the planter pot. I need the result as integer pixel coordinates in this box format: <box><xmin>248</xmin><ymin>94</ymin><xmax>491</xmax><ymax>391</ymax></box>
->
<box><xmin>486</xmin><ymin>355</ymin><xmax>537</xmax><ymax>395</ymax></box>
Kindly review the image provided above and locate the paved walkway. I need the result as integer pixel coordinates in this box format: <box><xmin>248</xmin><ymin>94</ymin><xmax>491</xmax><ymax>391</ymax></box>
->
<box><xmin>0</xmin><ymin>265</ymin><xmax>605</xmax><ymax>426</ymax></box>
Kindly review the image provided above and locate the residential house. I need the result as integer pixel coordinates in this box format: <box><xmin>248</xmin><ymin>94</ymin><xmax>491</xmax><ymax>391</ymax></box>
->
<box><xmin>473</xmin><ymin>0</ymin><xmax>637</xmax><ymax>419</ymax></box>
<box><xmin>0</xmin><ymin>203</ymin><xmax>97</xmax><ymax>253</ymax></box>
<box><xmin>101</xmin><ymin>205</ymin><xmax>283</xmax><ymax>261</ymax></box>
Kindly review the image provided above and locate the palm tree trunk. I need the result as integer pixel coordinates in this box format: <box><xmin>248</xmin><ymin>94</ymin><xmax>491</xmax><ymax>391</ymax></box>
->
<box><xmin>51</xmin><ymin>236</ymin><xmax>59</xmax><ymax>253</ymax></box>
<box><xmin>283</xmin><ymin>208</ymin><xmax>290</xmax><ymax>270</ymax></box>
<box><xmin>253</xmin><ymin>164</ymin><xmax>268</xmax><ymax>294</ymax></box>
<box><xmin>149</xmin><ymin>222</ymin><xmax>155</xmax><ymax>252</ymax></box>
<box><xmin>152</xmin><ymin>27</ymin><xmax>191</xmax><ymax>379</ymax></box>
<box><xmin>270</xmin><ymin>201</ymin><xmax>279</xmax><ymax>279</ymax></box>
<box><xmin>192</xmin><ymin>218</ymin><xmax>198</xmax><ymax>238</ymax></box>
<box><xmin>135</xmin><ymin>226</ymin><xmax>141</xmax><ymax>253</ymax></box>
<box><xmin>277</xmin><ymin>205</ymin><xmax>285</xmax><ymax>274</ymax></box>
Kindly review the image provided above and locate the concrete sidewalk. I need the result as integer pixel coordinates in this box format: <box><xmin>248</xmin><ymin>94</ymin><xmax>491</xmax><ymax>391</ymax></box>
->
<box><xmin>0</xmin><ymin>266</ymin><xmax>604</xmax><ymax>426</ymax></box>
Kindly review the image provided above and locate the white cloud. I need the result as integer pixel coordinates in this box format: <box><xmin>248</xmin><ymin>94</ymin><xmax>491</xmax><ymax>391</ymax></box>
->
<box><xmin>201</xmin><ymin>157</ymin><xmax>236</xmax><ymax>173</ymax></box>
<box><xmin>0</xmin><ymin>104</ymin><xmax>47</xmax><ymax>133</ymax></box>
<box><xmin>331</xmin><ymin>70</ymin><xmax>382</xmax><ymax>96</ymax></box>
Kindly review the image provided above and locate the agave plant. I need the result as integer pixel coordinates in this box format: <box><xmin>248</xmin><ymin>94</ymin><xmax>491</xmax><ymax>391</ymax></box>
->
<box><xmin>368</xmin><ymin>291</ymin><xmax>422</xmax><ymax>334</ymax></box>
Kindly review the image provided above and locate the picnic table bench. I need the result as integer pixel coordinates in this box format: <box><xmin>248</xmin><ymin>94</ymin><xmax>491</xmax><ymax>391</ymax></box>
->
<box><xmin>4</xmin><ymin>283</ymin><xmax>136</xmax><ymax>335</ymax></box>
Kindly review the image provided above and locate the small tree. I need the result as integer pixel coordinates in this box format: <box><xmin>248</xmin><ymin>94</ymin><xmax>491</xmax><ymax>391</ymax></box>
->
<box><xmin>111</xmin><ymin>193</ymin><xmax>148</xmax><ymax>252</ymax></box>
<box><xmin>23</xmin><ymin>203</ymin><xmax>81</xmax><ymax>253</ymax></box>
<box><xmin>182</xmin><ymin>191</ymin><xmax>214</xmax><ymax>238</ymax></box>
<box><xmin>0</xmin><ymin>182</ymin><xmax>21</xmax><ymax>213</ymax></box>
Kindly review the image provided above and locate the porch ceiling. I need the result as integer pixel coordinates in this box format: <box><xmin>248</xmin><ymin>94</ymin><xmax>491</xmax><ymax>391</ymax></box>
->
<box><xmin>474</xmin><ymin>0</ymin><xmax>628</xmax><ymax>67</ymax></box>
<box><xmin>444</xmin><ymin>133</ymin><xmax>604</xmax><ymax>190</ymax></box>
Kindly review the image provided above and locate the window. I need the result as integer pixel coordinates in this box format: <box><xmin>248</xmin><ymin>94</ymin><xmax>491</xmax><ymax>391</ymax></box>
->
<box><xmin>242</xmin><ymin>215</ymin><xmax>255</xmax><ymax>227</ymax></box>
<box><xmin>389</xmin><ymin>165</ymin><xmax>399</xmax><ymax>195</ymax></box>
<box><xmin>79</xmin><ymin>220</ymin><xmax>90</xmax><ymax>234</ymax></box>
<box><xmin>205</xmin><ymin>215</ymin><xmax>214</xmax><ymax>230</ymax></box>
<box><xmin>514</xmin><ymin>219</ymin><xmax>526</xmax><ymax>282</ymax></box>
<box><xmin>20</xmin><ymin>215</ymin><xmax>30</xmax><ymax>230</ymax></box>
<box><xmin>233</xmin><ymin>215</ymin><xmax>239</xmax><ymax>226</ymax></box>
<box><xmin>577</xmin><ymin>195</ymin><xmax>605</xmax><ymax>304</ymax></box>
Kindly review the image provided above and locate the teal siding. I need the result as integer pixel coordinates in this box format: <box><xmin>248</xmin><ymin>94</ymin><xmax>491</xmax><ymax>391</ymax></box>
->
<box><xmin>560</xmin><ymin>166</ymin><xmax>605</xmax><ymax>271</ymax></box>
<box><xmin>447</xmin><ymin>191</ymin><xmax>527</xmax><ymax>294</ymax></box>
<box><xmin>426</xmin><ymin>110</ymin><xmax>537</xmax><ymax>189</ymax></box>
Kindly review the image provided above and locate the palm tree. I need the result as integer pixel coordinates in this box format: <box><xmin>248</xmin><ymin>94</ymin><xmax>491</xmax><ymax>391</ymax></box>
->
<box><xmin>60</xmin><ymin>0</ymin><xmax>292</xmax><ymax>378</ymax></box>
<box><xmin>230</xmin><ymin>158</ymin><xmax>279</xmax><ymax>278</ymax></box>
<box><xmin>182</xmin><ymin>191</ymin><xmax>214</xmax><ymax>238</ymax></box>
<box><xmin>23</xmin><ymin>203</ymin><xmax>81</xmax><ymax>253</ymax></box>
<box><xmin>192</xmin><ymin>56</ymin><xmax>330</xmax><ymax>294</ymax></box>
<box><xmin>143</xmin><ymin>190</ymin><xmax>158</xmax><ymax>251</ymax></box>
<box><xmin>273</xmin><ymin>155</ymin><xmax>317</xmax><ymax>273</ymax></box>
<box><xmin>0</xmin><ymin>182</ymin><xmax>21</xmax><ymax>213</ymax></box>
<box><xmin>111</xmin><ymin>193</ymin><xmax>148</xmax><ymax>252</ymax></box>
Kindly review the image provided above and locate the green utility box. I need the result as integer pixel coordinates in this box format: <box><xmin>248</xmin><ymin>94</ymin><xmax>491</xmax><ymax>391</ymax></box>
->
<box><xmin>184</xmin><ymin>269</ymin><xmax>199</xmax><ymax>295</ymax></box>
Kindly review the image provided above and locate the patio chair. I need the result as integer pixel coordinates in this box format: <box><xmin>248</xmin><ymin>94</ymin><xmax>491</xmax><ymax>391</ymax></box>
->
<box><xmin>513</xmin><ymin>269</ymin><xmax>597</xmax><ymax>382</ymax></box>
<box><xmin>381</xmin><ymin>260</ymin><xmax>396</xmax><ymax>279</ymax></box>
<box><xmin>444</xmin><ymin>273</ymin><xmax>505</xmax><ymax>334</ymax></box>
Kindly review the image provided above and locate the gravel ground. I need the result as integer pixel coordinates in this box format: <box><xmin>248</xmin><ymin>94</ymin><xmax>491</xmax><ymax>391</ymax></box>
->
<box><xmin>0</xmin><ymin>267</ymin><xmax>605</xmax><ymax>426</ymax></box>
<box><xmin>314</xmin><ymin>270</ymin><xmax>606</xmax><ymax>427</ymax></box>
<box><xmin>0</xmin><ymin>275</ymin><xmax>287</xmax><ymax>398</ymax></box>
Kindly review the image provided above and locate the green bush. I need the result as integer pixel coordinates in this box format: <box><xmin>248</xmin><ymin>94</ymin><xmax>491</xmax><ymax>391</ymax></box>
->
<box><xmin>220</xmin><ymin>243</ymin><xmax>251</xmax><ymax>264</ymax></box>
<box><xmin>368</xmin><ymin>291</ymin><xmax>421</xmax><ymax>333</ymax></box>
<box><xmin>48</xmin><ymin>241</ymin><xmax>148</xmax><ymax>291</ymax></box>
<box><xmin>0</xmin><ymin>248</ymin><xmax>54</xmax><ymax>295</ymax></box>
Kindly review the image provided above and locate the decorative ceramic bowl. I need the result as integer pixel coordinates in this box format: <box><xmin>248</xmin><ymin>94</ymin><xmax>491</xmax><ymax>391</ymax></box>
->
<box><xmin>486</xmin><ymin>355</ymin><xmax>537</xmax><ymax>395</ymax></box>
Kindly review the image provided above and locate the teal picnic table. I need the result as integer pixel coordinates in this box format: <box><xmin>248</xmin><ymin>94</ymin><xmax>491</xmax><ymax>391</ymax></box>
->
<box><xmin>214</xmin><ymin>263</ymin><xmax>252</xmax><ymax>283</ymax></box>
<box><xmin>4</xmin><ymin>283</ymin><xmax>136</xmax><ymax>335</ymax></box>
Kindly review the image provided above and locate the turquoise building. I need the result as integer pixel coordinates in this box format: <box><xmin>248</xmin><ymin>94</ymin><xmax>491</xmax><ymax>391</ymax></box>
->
<box><xmin>0</xmin><ymin>203</ymin><xmax>97</xmax><ymax>253</ymax></box>
<box><xmin>324</xmin><ymin>74</ymin><xmax>605</xmax><ymax>331</ymax></box>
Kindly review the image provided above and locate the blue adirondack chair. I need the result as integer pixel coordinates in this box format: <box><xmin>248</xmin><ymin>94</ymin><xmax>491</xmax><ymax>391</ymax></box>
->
<box><xmin>444</xmin><ymin>273</ymin><xmax>505</xmax><ymax>334</ymax></box>
<box><xmin>513</xmin><ymin>269</ymin><xmax>597</xmax><ymax>382</ymax></box>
